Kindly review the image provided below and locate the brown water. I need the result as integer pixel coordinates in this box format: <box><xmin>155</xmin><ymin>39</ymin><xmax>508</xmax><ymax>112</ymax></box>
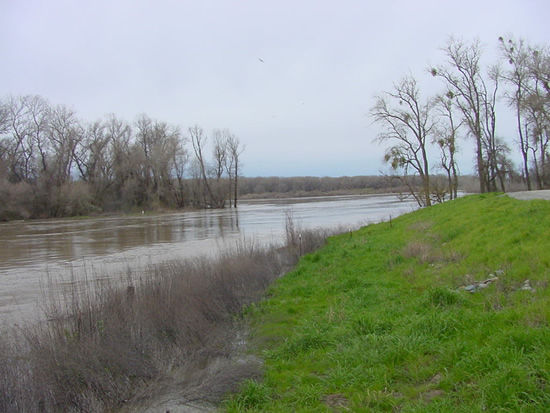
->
<box><xmin>0</xmin><ymin>194</ymin><xmax>418</xmax><ymax>323</ymax></box>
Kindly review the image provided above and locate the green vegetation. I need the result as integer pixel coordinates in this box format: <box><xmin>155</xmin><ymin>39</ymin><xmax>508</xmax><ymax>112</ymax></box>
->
<box><xmin>225</xmin><ymin>194</ymin><xmax>550</xmax><ymax>412</ymax></box>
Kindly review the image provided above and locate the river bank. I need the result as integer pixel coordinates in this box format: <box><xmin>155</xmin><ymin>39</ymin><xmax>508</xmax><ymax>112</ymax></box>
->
<box><xmin>224</xmin><ymin>193</ymin><xmax>550</xmax><ymax>411</ymax></box>
<box><xmin>0</xmin><ymin>194</ymin><xmax>418</xmax><ymax>324</ymax></box>
<box><xmin>0</xmin><ymin>216</ymin><xmax>340</xmax><ymax>412</ymax></box>
<box><xmin>3</xmin><ymin>193</ymin><xmax>548</xmax><ymax>412</ymax></box>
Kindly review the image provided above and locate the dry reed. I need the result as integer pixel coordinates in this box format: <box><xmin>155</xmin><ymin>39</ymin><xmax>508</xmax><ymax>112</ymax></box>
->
<box><xmin>0</xmin><ymin>218</ymin><xmax>340</xmax><ymax>412</ymax></box>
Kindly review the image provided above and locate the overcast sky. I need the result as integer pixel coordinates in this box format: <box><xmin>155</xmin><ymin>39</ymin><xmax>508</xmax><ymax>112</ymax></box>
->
<box><xmin>1</xmin><ymin>0</ymin><xmax>548</xmax><ymax>177</ymax></box>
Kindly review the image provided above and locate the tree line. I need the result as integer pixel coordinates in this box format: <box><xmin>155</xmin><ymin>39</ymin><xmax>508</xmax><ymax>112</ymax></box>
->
<box><xmin>371</xmin><ymin>35</ymin><xmax>550</xmax><ymax>206</ymax></box>
<box><xmin>238</xmin><ymin>175</ymin><xmax>401</xmax><ymax>196</ymax></box>
<box><xmin>0</xmin><ymin>95</ymin><xmax>243</xmax><ymax>220</ymax></box>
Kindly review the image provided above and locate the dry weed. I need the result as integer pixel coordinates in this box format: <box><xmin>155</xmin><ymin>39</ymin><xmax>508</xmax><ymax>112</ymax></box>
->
<box><xmin>0</xmin><ymin>217</ymin><xmax>338</xmax><ymax>412</ymax></box>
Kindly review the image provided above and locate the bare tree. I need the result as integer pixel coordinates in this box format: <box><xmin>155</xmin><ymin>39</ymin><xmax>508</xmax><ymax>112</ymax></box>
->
<box><xmin>1</xmin><ymin>96</ymin><xmax>30</xmax><ymax>182</ymax></box>
<box><xmin>73</xmin><ymin>120</ymin><xmax>102</xmax><ymax>182</ymax></box>
<box><xmin>226</xmin><ymin>133</ymin><xmax>244</xmax><ymax>208</ymax></box>
<box><xmin>150</xmin><ymin>121</ymin><xmax>181</xmax><ymax>205</ymax></box>
<box><xmin>211</xmin><ymin>129</ymin><xmax>229</xmax><ymax>206</ymax></box>
<box><xmin>189</xmin><ymin>125</ymin><xmax>216</xmax><ymax>207</ymax></box>
<box><xmin>23</xmin><ymin>95</ymin><xmax>52</xmax><ymax>182</ymax></box>
<box><xmin>0</xmin><ymin>101</ymin><xmax>8</xmax><ymax>134</ymax></box>
<box><xmin>371</xmin><ymin>75</ymin><xmax>435</xmax><ymax>206</ymax></box>
<box><xmin>499</xmin><ymin>36</ymin><xmax>534</xmax><ymax>189</ymax></box>
<box><xmin>484</xmin><ymin>64</ymin><xmax>507</xmax><ymax>192</ymax></box>
<box><xmin>492</xmin><ymin>136</ymin><xmax>513</xmax><ymax>191</ymax></box>
<box><xmin>171</xmin><ymin>136</ymin><xmax>190</xmax><ymax>208</ymax></box>
<box><xmin>2</xmin><ymin>95</ymin><xmax>51</xmax><ymax>183</ymax></box>
<box><xmin>210</xmin><ymin>128</ymin><xmax>245</xmax><ymax>208</ymax></box>
<box><xmin>525</xmin><ymin>92</ymin><xmax>550</xmax><ymax>188</ymax></box>
<box><xmin>211</xmin><ymin>129</ymin><xmax>228</xmax><ymax>181</ymax></box>
<box><xmin>134</xmin><ymin>114</ymin><xmax>154</xmax><ymax>204</ymax></box>
<box><xmin>0</xmin><ymin>100</ymin><xmax>11</xmax><ymax>184</ymax></box>
<box><xmin>47</xmin><ymin>104</ymin><xmax>81</xmax><ymax>186</ymax></box>
<box><xmin>433</xmin><ymin>92</ymin><xmax>461</xmax><ymax>199</ymax></box>
<box><xmin>72</xmin><ymin>119</ymin><xmax>122</xmax><ymax>206</ymax></box>
<box><xmin>105</xmin><ymin>115</ymin><xmax>132</xmax><ymax>183</ymax></box>
<box><xmin>431</xmin><ymin>38</ymin><xmax>501</xmax><ymax>193</ymax></box>
<box><xmin>527</xmin><ymin>44</ymin><xmax>550</xmax><ymax>188</ymax></box>
<box><xmin>132</xmin><ymin>115</ymin><xmax>181</xmax><ymax>207</ymax></box>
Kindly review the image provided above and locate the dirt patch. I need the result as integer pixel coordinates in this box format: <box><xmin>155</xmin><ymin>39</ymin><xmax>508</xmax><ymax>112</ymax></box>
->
<box><xmin>420</xmin><ymin>389</ymin><xmax>444</xmax><ymax>402</ymax></box>
<box><xmin>122</xmin><ymin>352</ymin><xmax>263</xmax><ymax>412</ymax></box>
<box><xmin>323</xmin><ymin>393</ymin><xmax>350</xmax><ymax>411</ymax></box>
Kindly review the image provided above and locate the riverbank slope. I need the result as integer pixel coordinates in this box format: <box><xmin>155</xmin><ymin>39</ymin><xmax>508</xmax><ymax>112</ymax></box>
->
<box><xmin>225</xmin><ymin>193</ymin><xmax>550</xmax><ymax>411</ymax></box>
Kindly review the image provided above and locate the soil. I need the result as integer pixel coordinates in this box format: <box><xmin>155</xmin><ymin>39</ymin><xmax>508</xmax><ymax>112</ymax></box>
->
<box><xmin>116</xmin><ymin>318</ymin><xmax>265</xmax><ymax>413</ymax></box>
<box><xmin>121</xmin><ymin>351</ymin><xmax>262</xmax><ymax>412</ymax></box>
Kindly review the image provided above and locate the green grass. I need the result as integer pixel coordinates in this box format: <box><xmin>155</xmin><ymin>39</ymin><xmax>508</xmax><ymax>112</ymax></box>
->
<box><xmin>223</xmin><ymin>194</ymin><xmax>550</xmax><ymax>412</ymax></box>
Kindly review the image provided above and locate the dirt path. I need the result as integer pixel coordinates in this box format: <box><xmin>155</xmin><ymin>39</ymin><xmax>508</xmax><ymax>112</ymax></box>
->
<box><xmin>506</xmin><ymin>190</ymin><xmax>550</xmax><ymax>201</ymax></box>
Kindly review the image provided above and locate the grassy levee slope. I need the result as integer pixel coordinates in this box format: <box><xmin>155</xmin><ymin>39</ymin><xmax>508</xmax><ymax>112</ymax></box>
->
<box><xmin>225</xmin><ymin>194</ymin><xmax>550</xmax><ymax>412</ymax></box>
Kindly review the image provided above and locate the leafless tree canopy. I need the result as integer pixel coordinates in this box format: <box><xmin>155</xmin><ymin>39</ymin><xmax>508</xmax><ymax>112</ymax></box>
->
<box><xmin>0</xmin><ymin>97</ymin><xmax>244</xmax><ymax>219</ymax></box>
<box><xmin>498</xmin><ymin>36</ymin><xmax>550</xmax><ymax>190</ymax></box>
<box><xmin>371</xmin><ymin>75</ymin><xmax>436</xmax><ymax>206</ymax></box>
<box><xmin>372</xmin><ymin>35</ymin><xmax>550</xmax><ymax>203</ymax></box>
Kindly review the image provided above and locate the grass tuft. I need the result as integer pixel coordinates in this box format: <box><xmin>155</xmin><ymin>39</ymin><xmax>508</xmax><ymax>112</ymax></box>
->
<box><xmin>223</xmin><ymin>379</ymin><xmax>272</xmax><ymax>411</ymax></box>
<box><xmin>425</xmin><ymin>286</ymin><xmax>463</xmax><ymax>308</ymax></box>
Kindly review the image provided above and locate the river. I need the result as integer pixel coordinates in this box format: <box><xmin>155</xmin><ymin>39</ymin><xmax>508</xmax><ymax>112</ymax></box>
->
<box><xmin>0</xmin><ymin>194</ymin><xmax>418</xmax><ymax>324</ymax></box>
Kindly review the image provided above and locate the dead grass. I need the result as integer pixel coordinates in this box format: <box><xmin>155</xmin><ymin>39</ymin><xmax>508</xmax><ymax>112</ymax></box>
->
<box><xmin>402</xmin><ymin>225</ymin><xmax>463</xmax><ymax>266</ymax></box>
<box><xmin>0</xmin><ymin>220</ymin><xmax>338</xmax><ymax>412</ymax></box>
<box><xmin>402</xmin><ymin>240</ymin><xmax>435</xmax><ymax>264</ymax></box>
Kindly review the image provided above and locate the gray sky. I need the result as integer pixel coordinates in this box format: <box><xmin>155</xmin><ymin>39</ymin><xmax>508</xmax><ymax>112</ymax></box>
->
<box><xmin>1</xmin><ymin>0</ymin><xmax>549</xmax><ymax>177</ymax></box>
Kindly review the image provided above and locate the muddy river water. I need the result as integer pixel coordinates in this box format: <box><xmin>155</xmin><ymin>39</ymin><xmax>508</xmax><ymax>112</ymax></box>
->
<box><xmin>0</xmin><ymin>194</ymin><xmax>418</xmax><ymax>324</ymax></box>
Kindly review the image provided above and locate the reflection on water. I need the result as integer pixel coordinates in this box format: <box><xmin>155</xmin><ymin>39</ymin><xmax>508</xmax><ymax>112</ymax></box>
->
<box><xmin>3</xmin><ymin>210</ymin><xmax>242</xmax><ymax>267</ymax></box>
<box><xmin>0</xmin><ymin>194</ymin><xmax>418</xmax><ymax>322</ymax></box>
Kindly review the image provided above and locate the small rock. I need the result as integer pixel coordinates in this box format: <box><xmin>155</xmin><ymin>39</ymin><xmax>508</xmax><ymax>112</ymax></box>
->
<box><xmin>520</xmin><ymin>279</ymin><xmax>535</xmax><ymax>292</ymax></box>
<box><xmin>463</xmin><ymin>284</ymin><xmax>478</xmax><ymax>292</ymax></box>
<box><xmin>462</xmin><ymin>277</ymin><xmax>498</xmax><ymax>293</ymax></box>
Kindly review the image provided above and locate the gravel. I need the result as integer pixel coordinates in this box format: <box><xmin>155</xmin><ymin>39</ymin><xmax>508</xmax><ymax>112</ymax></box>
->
<box><xmin>505</xmin><ymin>190</ymin><xmax>550</xmax><ymax>201</ymax></box>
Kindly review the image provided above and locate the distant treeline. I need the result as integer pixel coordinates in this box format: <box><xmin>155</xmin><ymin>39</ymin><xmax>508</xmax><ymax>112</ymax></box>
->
<box><xmin>237</xmin><ymin>174</ymin><xmax>489</xmax><ymax>199</ymax></box>
<box><xmin>0</xmin><ymin>95</ymin><xmax>243</xmax><ymax>220</ymax></box>
<box><xmin>238</xmin><ymin>175</ymin><xmax>400</xmax><ymax>197</ymax></box>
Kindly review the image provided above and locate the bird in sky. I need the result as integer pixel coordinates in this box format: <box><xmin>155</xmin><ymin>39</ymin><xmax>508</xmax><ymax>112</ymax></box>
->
<box><xmin>258</xmin><ymin>58</ymin><xmax>265</xmax><ymax>63</ymax></box>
